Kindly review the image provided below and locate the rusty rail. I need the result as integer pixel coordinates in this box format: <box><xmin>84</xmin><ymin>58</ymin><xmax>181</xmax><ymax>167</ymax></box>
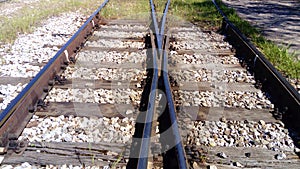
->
<box><xmin>0</xmin><ymin>0</ymin><xmax>109</xmax><ymax>146</ymax></box>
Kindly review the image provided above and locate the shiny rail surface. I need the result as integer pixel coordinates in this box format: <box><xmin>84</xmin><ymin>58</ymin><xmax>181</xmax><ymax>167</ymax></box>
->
<box><xmin>0</xmin><ymin>0</ymin><xmax>299</xmax><ymax>168</ymax></box>
<box><xmin>159</xmin><ymin>1</ymin><xmax>187</xmax><ymax>168</ymax></box>
<box><xmin>127</xmin><ymin>0</ymin><xmax>188</xmax><ymax>168</ymax></box>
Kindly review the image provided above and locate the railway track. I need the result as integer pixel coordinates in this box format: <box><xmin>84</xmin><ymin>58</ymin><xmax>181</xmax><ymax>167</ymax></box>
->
<box><xmin>0</xmin><ymin>0</ymin><xmax>299</xmax><ymax>168</ymax></box>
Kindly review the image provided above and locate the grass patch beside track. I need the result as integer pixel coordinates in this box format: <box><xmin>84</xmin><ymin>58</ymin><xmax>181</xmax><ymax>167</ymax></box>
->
<box><xmin>1</xmin><ymin>0</ymin><xmax>298</xmax><ymax>79</ymax></box>
<box><xmin>100</xmin><ymin>0</ymin><xmax>149</xmax><ymax>19</ymax></box>
<box><xmin>170</xmin><ymin>0</ymin><xmax>299</xmax><ymax>79</ymax></box>
<box><xmin>0</xmin><ymin>0</ymin><xmax>151</xmax><ymax>43</ymax></box>
<box><xmin>0</xmin><ymin>0</ymin><xmax>106</xmax><ymax>43</ymax></box>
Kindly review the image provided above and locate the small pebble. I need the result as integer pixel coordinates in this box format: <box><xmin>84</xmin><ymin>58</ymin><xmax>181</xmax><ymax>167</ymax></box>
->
<box><xmin>233</xmin><ymin>161</ymin><xmax>243</xmax><ymax>167</ymax></box>
<box><xmin>125</xmin><ymin>109</ymin><xmax>133</xmax><ymax>115</ymax></box>
<box><xmin>275</xmin><ymin>152</ymin><xmax>287</xmax><ymax>160</ymax></box>
<box><xmin>207</xmin><ymin>165</ymin><xmax>217</xmax><ymax>169</ymax></box>
<box><xmin>103</xmin><ymin>166</ymin><xmax>110</xmax><ymax>169</ymax></box>
<box><xmin>245</xmin><ymin>152</ymin><xmax>251</xmax><ymax>158</ymax></box>
<box><xmin>193</xmin><ymin>162</ymin><xmax>200</xmax><ymax>169</ymax></box>
<box><xmin>217</xmin><ymin>152</ymin><xmax>228</xmax><ymax>159</ymax></box>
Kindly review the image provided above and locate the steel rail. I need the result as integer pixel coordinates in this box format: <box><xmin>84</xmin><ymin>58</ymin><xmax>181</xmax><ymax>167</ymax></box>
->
<box><xmin>135</xmin><ymin>38</ymin><xmax>159</xmax><ymax>168</ymax></box>
<box><xmin>128</xmin><ymin>0</ymin><xmax>187</xmax><ymax>168</ymax></box>
<box><xmin>161</xmin><ymin>39</ymin><xmax>188</xmax><ymax>169</ymax></box>
<box><xmin>159</xmin><ymin>0</ymin><xmax>170</xmax><ymax>40</ymax></box>
<box><xmin>212</xmin><ymin>0</ymin><xmax>300</xmax><ymax>126</ymax></box>
<box><xmin>127</xmin><ymin>2</ymin><xmax>161</xmax><ymax>168</ymax></box>
<box><xmin>127</xmin><ymin>1</ymin><xmax>160</xmax><ymax>168</ymax></box>
<box><xmin>149</xmin><ymin>0</ymin><xmax>162</xmax><ymax>51</ymax></box>
<box><xmin>0</xmin><ymin>0</ymin><xmax>109</xmax><ymax>144</ymax></box>
<box><xmin>159</xmin><ymin>1</ymin><xmax>187</xmax><ymax>168</ymax></box>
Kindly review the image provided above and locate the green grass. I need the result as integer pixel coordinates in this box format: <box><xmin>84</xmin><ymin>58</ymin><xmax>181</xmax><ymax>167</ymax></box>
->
<box><xmin>1</xmin><ymin>0</ymin><xmax>298</xmax><ymax>78</ymax></box>
<box><xmin>100</xmin><ymin>0</ymin><xmax>149</xmax><ymax>19</ymax></box>
<box><xmin>171</xmin><ymin>0</ymin><xmax>222</xmax><ymax>29</ymax></box>
<box><xmin>170</xmin><ymin>0</ymin><xmax>299</xmax><ymax>79</ymax></box>
<box><xmin>0</xmin><ymin>0</ymin><xmax>107</xmax><ymax>43</ymax></box>
<box><xmin>0</xmin><ymin>0</ymin><xmax>152</xmax><ymax>43</ymax></box>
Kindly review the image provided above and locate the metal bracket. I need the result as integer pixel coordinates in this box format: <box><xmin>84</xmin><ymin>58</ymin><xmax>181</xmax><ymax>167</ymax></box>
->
<box><xmin>54</xmin><ymin>75</ymin><xmax>67</xmax><ymax>85</ymax></box>
<box><xmin>6</xmin><ymin>138</ymin><xmax>27</xmax><ymax>155</ymax></box>
<box><xmin>37</xmin><ymin>99</ymin><xmax>48</xmax><ymax>110</ymax></box>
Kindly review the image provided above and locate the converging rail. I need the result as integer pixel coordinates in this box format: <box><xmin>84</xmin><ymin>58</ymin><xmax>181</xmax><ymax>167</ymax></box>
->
<box><xmin>0</xmin><ymin>0</ymin><xmax>299</xmax><ymax>168</ymax></box>
<box><xmin>127</xmin><ymin>0</ymin><xmax>188</xmax><ymax>168</ymax></box>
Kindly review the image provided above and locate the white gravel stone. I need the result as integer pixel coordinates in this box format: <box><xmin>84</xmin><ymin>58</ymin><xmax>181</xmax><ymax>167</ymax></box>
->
<box><xmin>62</xmin><ymin>67</ymin><xmax>146</xmax><ymax>81</ymax></box>
<box><xmin>288</xmin><ymin>78</ymin><xmax>300</xmax><ymax>93</ymax></box>
<box><xmin>170</xmin><ymin>27</ymin><xmax>232</xmax><ymax>51</ymax></box>
<box><xmin>233</xmin><ymin>161</ymin><xmax>243</xmax><ymax>167</ymax></box>
<box><xmin>0</xmin><ymin>165</ymin><xmax>14</xmax><ymax>169</ymax></box>
<box><xmin>85</xmin><ymin>39</ymin><xmax>144</xmax><ymax>49</ymax></box>
<box><xmin>275</xmin><ymin>152</ymin><xmax>287</xmax><ymax>160</ymax></box>
<box><xmin>176</xmin><ymin>90</ymin><xmax>274</xmax><ymax>109</ymax></box>
<box><xmin>208</xmin><ymin>165</ymin><xmax>218</xmax><ymax>169</ymax></box>
<box><xmin>170</xmin><ymin>69</ymin><xmax>255</xmax><ymax>83</ymax></box>
<box><xmin>0</xmin><ymin>12</ymin><xmax>85</xmax><ymax>77</ymax></box>
<box><xmin>45</xmin><ymin>88</ymin><xmax>142</xmax><ymax>105</ymax></box>
<box><xmin>0</xmin><ymin>83</ymin><xmax>27</xmax><ymax>110</ymax></box>
<box><xmin>101</xmin><ymin>24</ymin><xmax>147</xmax><ymax>31</ymax></box>
<box><xmin>217</xmin><ymin>152</ymin><xmax>228</xmax><ymax>158</ymax></box>
<box><xmin>19</xmin><ymin>115</ymin><xmax>135</xmax><ymax>144</ymax></box>
<box><xmin>76</xmin><ymin>50</ymin><xmax>146</xmax><ymax>63</ymax></box>
<box><xmin>0</xmin><ymin>0</ymin><xmax>41</xmax><ymax>17</ymax></box>
<box><xmin>0</xmin><ymin>164</ymin><xmax>123</xmax><ymax>169</ymax></box>
<box><xmin>186</xmin><ymin>120</ymin><xmax>296</xmax><ymax>152</ymax></box>
<box><xmin>94</xmin><ymin>30</ymin><xmax>145</xmax><ymax>39</ymax></box>
<box><xmin>170</xmin><ymin>52</ymin><xmax>239</xmax><ymax>65</ymax></box>
<box><xmin>170</xmin><ymin>21</ymin><xmax>300</xmax><ymax>95</ymax></box>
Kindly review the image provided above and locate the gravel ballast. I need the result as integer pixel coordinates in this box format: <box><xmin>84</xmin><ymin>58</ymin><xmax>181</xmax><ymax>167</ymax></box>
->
<box><xmin>0</xmin><ymin>12</ymin><xmax>85</xmax><ymax>111</ymax></box>
<box><xmin>19</xmin><ymin>115</ymin><xmax>135</xmax><ymax>144</ymax></box>
<box><xmin>170</xmin><ymin>24</ymin><xmax>298</xmax><ymax>160</ymax></box>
